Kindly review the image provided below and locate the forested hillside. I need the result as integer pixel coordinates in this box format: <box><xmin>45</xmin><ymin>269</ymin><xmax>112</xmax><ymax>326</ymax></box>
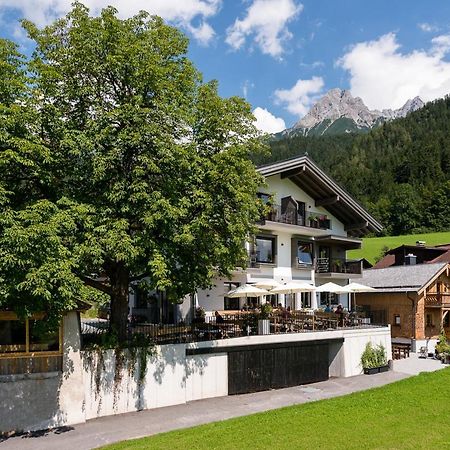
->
<box><xmin>254</xmin><ymin>96</ymin><xmax>450</xmax><ymax>236</ymax></box>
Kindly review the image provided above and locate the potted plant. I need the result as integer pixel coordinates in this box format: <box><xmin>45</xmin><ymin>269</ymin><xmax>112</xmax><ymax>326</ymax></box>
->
<box><xmin>361</xmin><ymin>342</ymin><xmax>389</xmax><ymax>374</ymax></box>
<box><xmin>309</xmin><ymin>215</ymin><xmax>319</xmax><ymax>228</ymax></box>
<box><xmin>435</xmin><ymin>329</ymin><xmax>450</xmax><ymax>363</ymax></box>
<box><xmin>258</xmin><ymin>303</ymin><xmax>272</xmax><ymax>335</ymax></box>
<box><xmin>193</xmin><ymin>306</ymin><xmax>206</xmax><ymax>324</ymax></box>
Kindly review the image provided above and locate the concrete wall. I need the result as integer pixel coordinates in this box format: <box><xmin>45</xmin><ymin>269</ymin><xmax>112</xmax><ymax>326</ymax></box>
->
<box><xmin>329</xmin><ymin>327</ymin><xmax>392</xmax><ymax>378</ymax></box>
<box><xmin>1</xmin><ymin>319</ymin><xmax>391</xmax><ymax>433</ymax></box>
<box><xmin>0</xmin><ymin>311</ymin><xmax>84</xmax><ymax>433</ymax></box>
<box><xmin>82</xmin><ymin>344</ymin><xmax>228</xmax><ymax>420</ymax></box>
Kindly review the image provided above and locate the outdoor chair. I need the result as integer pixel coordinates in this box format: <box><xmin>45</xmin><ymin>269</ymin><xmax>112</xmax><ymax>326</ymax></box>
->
<box><xmin>418</xmin><ymin>346</ymin><xmax>428</xmax><ymax>358</ymax></box>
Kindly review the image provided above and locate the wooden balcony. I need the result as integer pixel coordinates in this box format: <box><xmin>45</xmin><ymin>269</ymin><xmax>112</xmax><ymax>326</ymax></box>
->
<box><xmin>425</xmin><ymin>294</ymin><xmax>450</xmax><ymax>308</ymax></box>
<box><xmin>315</xmin><ymin>257</ymin><xmax>362</xmax><ymax>276</ymax></box>
<box><xmin>262</xmin><ymin>205</ymin><xmax>331</xmax><ymax>230</ymax></box>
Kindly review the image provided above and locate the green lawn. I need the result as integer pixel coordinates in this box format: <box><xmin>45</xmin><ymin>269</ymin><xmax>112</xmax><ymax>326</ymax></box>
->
<box><xmin>348</xmin><ymin>230</ymin><xmax>450</xmax><ymax>264</ymax></box>
<box><xmin>102</xmin><ymin>368</ymin><xmax>450</xmax><ymax>450</ymax></box>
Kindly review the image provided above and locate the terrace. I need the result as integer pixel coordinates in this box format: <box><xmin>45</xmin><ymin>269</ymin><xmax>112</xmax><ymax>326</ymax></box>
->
<box><xmin>80</xmin><ymin>311</ymin><xmax>381</xmax><ymax>348</ymax></box>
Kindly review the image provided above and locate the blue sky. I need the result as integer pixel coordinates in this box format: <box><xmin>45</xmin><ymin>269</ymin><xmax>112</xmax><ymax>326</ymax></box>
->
<box><xmin>1</xmin><ymin>0</ymin><xmax>450</xmax><ymax>132</ymax></box>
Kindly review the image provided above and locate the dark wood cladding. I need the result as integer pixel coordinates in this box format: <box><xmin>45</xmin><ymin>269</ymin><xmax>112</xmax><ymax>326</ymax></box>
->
<box><xmin>228</xmin><ymin>341</ymin><xmax>330</xmax><ymax>395</ymax></box>
<box><xmin>0</xmin><ymin>355</ymin><xmax>62</xmax><ymax>376</ymax></box>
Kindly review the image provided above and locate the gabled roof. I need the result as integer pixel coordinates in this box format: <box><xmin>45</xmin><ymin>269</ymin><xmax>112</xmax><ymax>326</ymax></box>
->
<box><xmin>357</xmin><ymin>262</ymin><xmax>448</xmax><ymax>293</ymax></box>
<box><xmin>373</xmin><ymin>243</ymin><xmax>450</xmax><ymax>268</ymax></box>
<box><xmin>257</xmin><ymin>155</ymin><xmax>382</xmax><ymax>237</ymax></box>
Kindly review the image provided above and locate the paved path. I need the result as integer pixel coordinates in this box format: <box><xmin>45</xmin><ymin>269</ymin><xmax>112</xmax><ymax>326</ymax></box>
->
<box><xmin>393</xmin><ymin>352</ymin><xmax>448</xmax><ymax>375</ymax></box>
<box><xmin>1</xmin><ymin>353</ymin><xmax>446</xmax><ymax>450</ymax></box>
<box><xmin>0</xmin><ymin>371</ymin><xmax>408</xmax><ymax>450</ymax></box>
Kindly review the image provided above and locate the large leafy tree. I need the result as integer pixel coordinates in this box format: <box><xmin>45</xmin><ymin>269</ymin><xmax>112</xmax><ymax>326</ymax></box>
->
<box><xmin>0</xmin><ymin>3</ymin><xmax>265</xmax><ymax>339</ymax></box>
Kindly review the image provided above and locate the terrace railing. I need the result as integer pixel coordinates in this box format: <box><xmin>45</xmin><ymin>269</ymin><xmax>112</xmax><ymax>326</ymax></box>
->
<box><xmin>262</xmin><ymin>205</ymin><xmax>331</xmax><ymax>230</ymax></box>
<box><xmin>425</xmin><ymin>293</ymin><xmax>450</xmax><ymax>307</ymax></box>
<box><xmin>315</xmin><ymin>257</ymin><xmax>362</xmax><ymax>275</ymax></box>
<box><xmin>80</xmin><ymin>311</ymin><xmax>381</xmax><ymax>349</ymax></box>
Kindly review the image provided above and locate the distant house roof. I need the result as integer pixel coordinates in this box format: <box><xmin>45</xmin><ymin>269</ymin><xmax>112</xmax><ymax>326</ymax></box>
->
<box><xmin>257</xmin><ymin>155</ymin><xmax>383</xmax><ymax>237</ymax></box>
<box><xmin>357</xmin><ymin>262</ymin><xmax>448</xmax><ymax>293</ymax></box>
<box><xmin>373</xmin><ymin>243</ymin><xmax>450</xmax><ymax>268</ymax></box>
<box><xmin>373</xmin><ymin>253</ymin><xmax>395</xmax><ymax>269</ymax></box>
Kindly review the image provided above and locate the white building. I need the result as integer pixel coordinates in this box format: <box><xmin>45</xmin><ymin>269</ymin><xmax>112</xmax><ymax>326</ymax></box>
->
<box><xmin>128</xmin><ymin>155</ymin><xmax>382</xmax><ymax>321</ymax></box>
<box><xmin>194</xmin><ymin>155</ymin><xmax>382</xmax><ymax>315</ymax></box>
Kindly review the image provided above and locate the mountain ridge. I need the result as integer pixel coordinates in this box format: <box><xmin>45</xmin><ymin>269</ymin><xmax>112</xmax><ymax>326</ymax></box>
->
<box><xmin>283</xmin><ymin>89</ymin><xmax>424</xmax><ymax>137</ymax></box>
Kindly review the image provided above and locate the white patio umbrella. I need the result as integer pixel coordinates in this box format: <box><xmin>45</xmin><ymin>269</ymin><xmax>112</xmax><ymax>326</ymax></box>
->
<box><xmin>226</xmin><ymin>284</ymin><xmax>269</xmax><ymax>297</ymax></box>
<box><xmin>270</xmin><ymin>281</ymin><xmax>316</xmax><ymax>310</ymax></box>
<box><xmin>253</xmin><ymin>280</ymin><xmax>283</xmax><ymax>290</ymax></box>
<box><xmin>316</xmin><ymin>282</ymin><xmax>351</xmax><ymax>310</ymax></box>
<box><xmin>270</xmin><ymin>281</ymin><xmax>316</xmax><ymax>294</ymax></box>
<box><xmin>315</xmin><ymin>282</ymin><xmax>351</xmax><ymax>293</ymax></box>
<box><xmin>226</xmin><ymin>284</ymin><xmax>270</xmax><ymax>308</ymax></box>
<box><xmin>345</xmin><ymin>282</ymin><xmax>376</xmax><ymax>311</ymax></box>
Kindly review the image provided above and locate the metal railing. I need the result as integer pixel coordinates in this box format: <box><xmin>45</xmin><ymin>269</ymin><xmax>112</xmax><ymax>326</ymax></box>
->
<box><xmin>315</xmin><ymin>257</ymin><xmax>362</xmax><ymax>274</ymax></box>
<box><xmin>80</xmin><ymin>311</ymin><xmax>381</xmax><ymax>348</ymax></box>
<box><xmin>262</xmin><ymin>205</ymin><xmax>331</xmax><ymax>230</ymax></box>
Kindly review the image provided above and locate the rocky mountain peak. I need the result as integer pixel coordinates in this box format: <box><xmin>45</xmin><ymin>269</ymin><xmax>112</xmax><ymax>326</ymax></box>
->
<box><xmin>290</xmin><ymin>89</ymin><xmax>425</xmax><ymax>136</ymax></box>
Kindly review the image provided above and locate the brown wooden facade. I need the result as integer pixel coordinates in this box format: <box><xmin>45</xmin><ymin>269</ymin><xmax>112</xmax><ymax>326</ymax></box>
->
<box><xmin>356</xmin><ymin>265</ymin><xmax>450</xmax><ymax>341</ymax></box>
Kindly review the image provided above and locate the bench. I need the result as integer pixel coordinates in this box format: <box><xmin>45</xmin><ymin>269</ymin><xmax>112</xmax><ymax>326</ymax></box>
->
<box><xmin>392</xmin><ymin>343</ymin><xmax>411</xmax><ymax>359</ymax></box>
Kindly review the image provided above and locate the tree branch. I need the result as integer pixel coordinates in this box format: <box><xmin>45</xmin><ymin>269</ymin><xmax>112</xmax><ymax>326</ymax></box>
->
<box><xmin>80</xmin><ymin>275</ymin><xmax>112</xmax><ymax>295</ymax></box>
<box><xmin>129</xmin><ymin>273</ymin><xmax>148</xmax><ymax>282</ymax></box>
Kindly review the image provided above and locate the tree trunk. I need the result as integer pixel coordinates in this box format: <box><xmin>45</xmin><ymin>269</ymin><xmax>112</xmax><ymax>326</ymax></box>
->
<box><xmin>108</xmin><ymin>262</ymin><xmax>130</xmax><ymax>343</ymax></box>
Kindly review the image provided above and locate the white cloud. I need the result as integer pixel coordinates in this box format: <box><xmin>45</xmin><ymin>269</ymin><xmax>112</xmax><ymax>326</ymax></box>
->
<box><xmin>242</xmin><ymin>80</ymin><xmax>255</xmax><ymax>99</ymax></box>
<box><xmin>253</xmin><ymin>107</ymin><xmax>286</xmax><ymax>133</ymax></box>
<box><xmin>0</xmin><ymin>0</ymin><xmax>222</xmax><ymax>44</ymax></box>
<box><xmin>274</xmin><ymin>76</ymin><xmax>324</xmax><ymax>116</ymax></box>
<box><xmin>338</xmin><ymin>32</ymin><xmax>450</xmax><ymax>110</ymax></box>
<box><xmin>418</xmin><ymin>22</ymin><xmax>440</xmax><ymax>33</ymax></box>
<box><xmin>226</xmin><ymin>0</ymin><xmax>303</xmax><ymax>58</ymax></box>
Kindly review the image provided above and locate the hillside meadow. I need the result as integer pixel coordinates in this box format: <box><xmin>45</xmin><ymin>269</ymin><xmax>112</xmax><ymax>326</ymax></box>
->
<box><xmin>348</xmin><ymin>230</ymin><xmax>450</xmax><ymax>264</ymax></box>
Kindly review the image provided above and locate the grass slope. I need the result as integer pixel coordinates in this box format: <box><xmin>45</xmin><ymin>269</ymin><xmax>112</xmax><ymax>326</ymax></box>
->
<box><xmin>103</xmin><ymin>368</ymin><xmax>450</xmax><ymax>450</ymax></box>
<box><xmin>348</xmin><ymin>230</ymin><xmax>450</xmax><ymax>264</ymax></box>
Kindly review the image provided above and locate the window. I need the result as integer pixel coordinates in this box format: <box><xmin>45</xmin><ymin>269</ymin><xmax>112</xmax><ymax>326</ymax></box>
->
<box><xmin>444</xmin><ymin>314</ymin><xmax>450</xmax><ymax>328</ymax></box>
<box><xmin>426</xmin><ymin>314</ymin><xmax>433</xmax><ymax>328</ymax></box>
<box><xmin>0</xmin><ymin>314</ymin><xmax>62</xmax><ymax>355</ymax></box>
<box><xmin>257</xmin><ymin>192</ymin><xmax>272</xmax><ymax>204</ymax></box>
<box><xmin>394</xmin><ymin>314</ymin><xmax>401</xmax><ymax>326</ymax></box>
<box><xmin>224</xmin><ymin>282</ymin><xmax>240</xmax><ymax>310</ymax></box>
<box><xmin>301</xmin><ymin>292</ymin><xmax>311</xmax><ymax>308</ymax></box>
<box><xmin>0</xmin><ymin>320</ymin><xmax>26</xmax><ymax>353</ymax></box>
<box><xmin>297</xmin><ymin>242</ymin><xmax>313</xmax><ymax>266</ymax></box>
<box><xmin>319</xmin><ymin>292</ymin><xmax>338</xmax><ymax>307</ymax></box>
<box><xmin>266</xmin><ymin>294</ymin><xmax>279</xmax><ymax>308</ymax></box>
<box><xmin>255</xmin><ymin>236</ymin><xmax>276</xmax><ymax>264</ymax></box>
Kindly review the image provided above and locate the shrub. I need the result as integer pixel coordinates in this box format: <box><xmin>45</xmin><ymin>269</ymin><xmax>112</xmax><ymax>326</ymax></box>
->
<box><xmin>435</xmin><ymin>329</ymin><xmax>450</xmax><ymax>356</ymax></box>
<box><xmin>361</xmin><ymin>342</ymin><xmax>387</xmax><ymax>369</ymax></box>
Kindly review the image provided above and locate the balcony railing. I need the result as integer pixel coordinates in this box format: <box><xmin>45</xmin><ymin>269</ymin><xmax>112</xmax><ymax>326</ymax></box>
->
<box><xmin>425</xmin><ymin>294</ymin><xmax>450</xmax><ymax>307</ymax></box>
<box><xmin>80</xmin><ymin>312</ymin><xmax>383</xmax><ymax>348</ymax></box>
<box><xmin>315</xmin><ymin>257</ymin><xmax>362</xmax><ymax>275</ymax></box>
<box><xmin>263</xmin><ymin>205</ymin><xmax>330</xmax><ymax>230</ymax></box>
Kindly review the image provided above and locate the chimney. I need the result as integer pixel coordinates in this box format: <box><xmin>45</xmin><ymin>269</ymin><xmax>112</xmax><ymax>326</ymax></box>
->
<box><xmin>405</xmin><ymin>253</ymin><xmax>417</xmax><ymax>265</ymax></box>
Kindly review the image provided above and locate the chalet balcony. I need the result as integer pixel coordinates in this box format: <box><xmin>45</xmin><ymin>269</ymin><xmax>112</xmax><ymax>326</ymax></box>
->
<box><xmin>262</xmin><ymin>204</ymin><xmax>331</xmax><ymax>230</ymax></box>
<box><xmin>425</xmin><ymin>294</ymin><xmax>450</xmax><ymax>308</ymax></box>
<box><xmin>315</xmin><ymin>257</ymin><xmax>362</xmax><ymax>276</ymax></box>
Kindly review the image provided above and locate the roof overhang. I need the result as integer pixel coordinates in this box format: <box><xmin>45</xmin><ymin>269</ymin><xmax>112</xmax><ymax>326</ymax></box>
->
<box><xmin>314</xmin><ymin>234</ymin><xmax>362</xmax><ymax>250</ymax></box>
<box><xmin>258</xmin><ymin>155</ymin><xmax>383</xmax><ymax>237</ymax></box>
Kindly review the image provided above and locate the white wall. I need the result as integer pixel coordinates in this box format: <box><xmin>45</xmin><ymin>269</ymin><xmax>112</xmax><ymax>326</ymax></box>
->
<box><xmin>82</xmin><ymin>344</ymin><xmax>229</xmax><ymax>420</ymax></box>
<box><xmin>262</xmin><ymin>174</ymin><xmax>346</xmax><ymax>236</ymax></box>
<box><xmin>329</xmin><ymin>327</ymin><xmax>392</xmax><ymax>377</ymax></box>
<box><xmin>0</xmin><ymin>311</ymin><xmax>84</xmax><ymax>433</ymax></box>
<box><xmin>1</xmin><ymin>322</ymin><xmax>391</xmax><ymax>433</ymax></box>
